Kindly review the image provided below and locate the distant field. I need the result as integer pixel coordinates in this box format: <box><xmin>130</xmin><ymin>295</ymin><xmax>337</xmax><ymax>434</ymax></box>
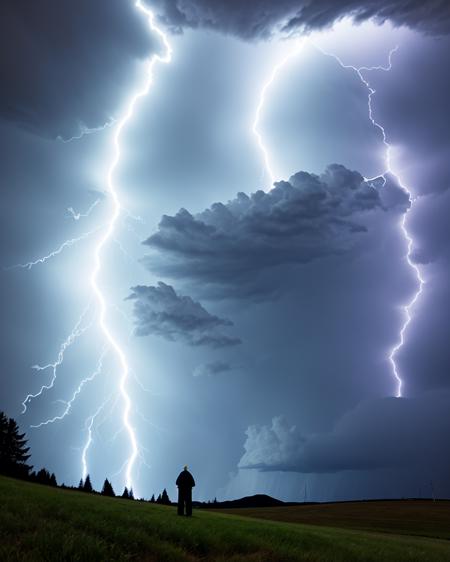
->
<box><xmin>213</xmin><ymin>500</ymin><xmax>450</xmax><ymax>540</ymax></box>
<box><xmin>1</xmin><ymin>476</ymin><xmax>450</xmax><ymax>561</ymax></box>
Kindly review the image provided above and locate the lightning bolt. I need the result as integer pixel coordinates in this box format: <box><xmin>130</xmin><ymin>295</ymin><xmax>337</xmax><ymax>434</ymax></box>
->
<box><xmin>254</xmin><ymin>40</ymin><xmax>424</xmax><ymax>398</ymax></box>
<box><xmin>314</xmin><ymin>44</ymin><xmax>424</xmax><ymax>398</ymax></box>
<box><xmin>388</xmin><ymin>210</ymin><xmax>424</xmax><ymax>397</ymax></box>
<box><xmin>13</xmin><ymin>2</ymin><xmax>171</xmax><ymax>493</ymax></box>
<box><xmin>21</xmin><ymin>306</ymin><xmax>92</xmax><ymax>413</ymax></box>
<box><xmin>58</xmin><ymin>121</ymin><xmax>114</xmax><ymax>144</ymax></box>
<box><xmin>89</xmin><ymin>0</ymin><xmax>172</xmax><ymax>491</ymax></box>
<box><xmin>5</xmin><ymin>227</ymin><xmax>101</xmax><ymax>270</ymax></box>
<box><xmin>81</xmin><ymin>397</ymin><xmax>113</xmax><ymax>481</ymax></box>
<box><xmin>30</xmin><ymin>350</ymin><xmax>106</xmax><ymax>428</ymax></box>
<box><xmin>253</xmin><ymin>39</ymin><xmax>305</xmax><ymax>189</ymax></box>
<box><xmin>67</xmin><ymin>199</ymin><xmax>101</xmax><ymax>221</ymax></box>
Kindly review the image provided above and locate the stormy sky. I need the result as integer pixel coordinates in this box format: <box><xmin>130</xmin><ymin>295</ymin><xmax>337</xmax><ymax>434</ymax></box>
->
<box><xmin>1</xmin><ymin>0</ymin><xmax>450</xmax><ymax>502</ymax></box>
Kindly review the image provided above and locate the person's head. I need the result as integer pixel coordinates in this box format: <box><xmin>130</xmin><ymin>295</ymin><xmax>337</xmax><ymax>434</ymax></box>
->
<box><xmin>184</xmin><ymin>465</ymin><xmax>188</xmax><ymax>471</ymax></box>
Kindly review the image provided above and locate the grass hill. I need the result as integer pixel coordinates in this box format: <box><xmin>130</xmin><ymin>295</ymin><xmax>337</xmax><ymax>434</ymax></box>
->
<box><xmin>1</xmin><ymin>475</ymin><xmax>450</xmax><ymax>561</ymax></box>
<box><xmin>196</xmin><ymin>493</ymin><xmax>287</xmax><ymax>509</ymax></box>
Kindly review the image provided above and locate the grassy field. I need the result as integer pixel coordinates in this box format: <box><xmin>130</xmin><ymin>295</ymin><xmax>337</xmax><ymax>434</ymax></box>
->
<box><xmin>213</xmin><ymin>500</ymin><xmax>450</xmax><ymax>540</ymax></box>
<box><xmin>1</xmin><ymin>476</ymin><xmax>450</xmax><ymax>561</ymax></box>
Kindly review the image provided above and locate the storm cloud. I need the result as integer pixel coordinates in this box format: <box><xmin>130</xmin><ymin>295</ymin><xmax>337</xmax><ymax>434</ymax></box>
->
<box><xmin>0</xmin><ymin>0</ymin><xmax>159</xmax><ymax>139</ymax></box>
<box><xmin>143</xmin><ymin>165</ymin><xmax>409</xmax><ymax>297</ymax></box>
<box><xmin>239</xmin><ymin>390</ymin><xmax>450</xmax><ymax>474</ymax></box>
<box><xmin>151</xmin><ymin>0</ymin><xmax>450</xmax><ymax>39</ymax></box>
<box><xmin>127</xmin><ymin>282</ymin><xmax>241</xmax><ymax>347</ymax></box>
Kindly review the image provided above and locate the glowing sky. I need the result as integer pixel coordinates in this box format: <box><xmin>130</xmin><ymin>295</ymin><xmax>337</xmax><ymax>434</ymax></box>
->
<box><xmin>1</xmin><ymin>0</ymin><xmax>450</xmax><ymax>502</ymax></box>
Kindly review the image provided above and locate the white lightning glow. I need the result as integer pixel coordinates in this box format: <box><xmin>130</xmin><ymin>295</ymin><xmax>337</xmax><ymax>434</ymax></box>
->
<box><xmin>30</xmin><ymin>350</ymin><xmax>106</xmax><ymax>428</ymax></box>
<box><xmin>254</xmin><ymin>40</ymin><xmax>424</xmax><ymax>398</ymax></box>
<box><xmin>67</xmin><ymin>199</ymin><xmax>101</xmax><ymax>221</ymax></box>
<box><xmin>253</xmin><ymin>39</ymin><xmax>305</xmax><ymax>190</ymax></box>
<box><xmin>59</xmin><ymin>121</ymin><xmax>114</xmax><ymax>144</ymax></box>
<box><xmin>6</xmin><ymin>227</ymin><xmax>101</xmax><ymax>270</ymax></box>
<box><xmin>21</xmin><ymin>306</ymin><xmax>92</xmax><ymax>413</ymax></box>
<box><xmin>81</xmin><ymin>397</ymin><xmax>112</xmax><ymax>481</ymax></box>
<box><xmin>89</xmin><ymin>0</ymin><xmax>172</xmax><ymax>490</ymax></box>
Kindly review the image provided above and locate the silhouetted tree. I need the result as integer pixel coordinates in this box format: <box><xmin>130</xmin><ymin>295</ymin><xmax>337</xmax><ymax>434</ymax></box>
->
<box><xmin>78</xmin><ymin>479</ymin><xmax>83</xmax><ymax>490</ymax></box>
<box><xmin>101</xmin><ymin>478</ymin><xmax>115</xmax><ymax>497</ymax></box>
<box><xmin>121</xmin><ymin>487</ymin><xmax>129</xmax><ymax>499</ymax></box>
<box><xmin>83</xmin><ymin>474</ymin><xmax>93</xmax><ymax>493</ymax></box>
<box><xmin>0</xmin><ymin>412</ymin><xmax>6</xmax><ymax>463</ymax></box>
<box><xmin>150</xmin><ymin>494</ymin><xmax>155</xmax><ymax>503</ymax></box>
<box><xmin>161</xmin><ymin>488</ymin><xmax>170</xmax><ymax>505</ymax></box>
<box><xmin>129</xmin><ymin>488</ymin><xmax>135</xmax><ymax>500</ymax></box>
<box><xmin>0</xmin><ymin>412</ymin><xmax>32</xmax><ymax>478</ymax></box>
<box><xmin>36</xmin><ymin>468</ymin><xmax>48</xmax><ymax>483</ymax></box>
<box><xmin>35</xmin><ymin>468</ymin><xmax>55</xmax><ymax>486</ymax></box>
<box><xmin>156</xmin><ymin>493</ymin><xmax>162</xmax><ymax>503</ymax></box>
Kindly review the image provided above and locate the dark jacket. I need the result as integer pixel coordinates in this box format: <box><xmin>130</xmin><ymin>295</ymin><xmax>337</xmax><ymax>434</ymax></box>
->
<box><xmin>176</xmin><ymin>470</ymin><xmax>195</xmax><ymax>489</ymax></box>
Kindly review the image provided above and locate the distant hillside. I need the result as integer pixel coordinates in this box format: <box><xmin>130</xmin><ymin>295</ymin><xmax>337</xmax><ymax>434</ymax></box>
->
<box><xmin>195</xmin><ymin>493</ymin><xmax>297</xmax><ymax>509</ymax></box>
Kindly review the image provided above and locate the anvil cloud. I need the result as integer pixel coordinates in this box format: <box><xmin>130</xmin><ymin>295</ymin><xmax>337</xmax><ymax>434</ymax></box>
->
<box><xmin>143</xmin><ymin>164</ymin><xmax>408</xmax><ymax>297</ymax></box>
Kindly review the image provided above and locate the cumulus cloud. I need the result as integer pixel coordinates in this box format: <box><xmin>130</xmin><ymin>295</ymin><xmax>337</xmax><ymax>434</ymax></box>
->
<box><xmin>151</xmin><ymin>0</ymin><xmax>450</xmax><ymax>39</ymax></box>
<box><xmin>127</xmin><ymin>282</ymin><xmax>241</xmax><ymax>347</ymax></box>
<box><xmin>143</xmin><ymin>164</ymin><xmax>408</xmax><ymax>297</ymax></box>
<box><xmin>239</xmin><ymin>390</ymin><xmax>450</xmax><ymax>473</ymax></box>
<box><xmin>0</xmin><ymin>0</ymin><xmax>160</xmax><ymax>139</ymax></box>
<box><xmin>192</xmin><ymin>360</ymin><xmax>232</xmax><ymax>377</ymax></box>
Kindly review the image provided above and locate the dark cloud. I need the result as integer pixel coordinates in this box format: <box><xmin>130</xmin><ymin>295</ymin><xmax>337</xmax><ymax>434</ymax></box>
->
<box><xmin>0</xmin><ymin>0</ymin><xmax>159</xmax><ymax>139</ymax></box>
<box><xmin>151</xmin><ymin>0</ymin><xmax>450</xmax><ymax>39</ymax></box>
<box><xmin>193</xmin><ymin>360</ymin><xmax>232</xmax><ymax>377</ymax></box>
<box><xmin>239</xmin><ymin>390</ymin><xmax>450</xmax><ymax>473</ymax></box>
<box><xmin>127</xmin><ymin>282</ymin><xmax>241</xmax><ymax>347</ymax></box>
<box><xmin>143</xmin><ymin>164</ymin><xmax>408</xmax><ymax>298</ymax></box>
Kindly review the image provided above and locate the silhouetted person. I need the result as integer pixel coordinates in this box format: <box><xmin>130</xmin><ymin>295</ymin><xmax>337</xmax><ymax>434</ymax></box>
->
<box><xmin>176</xmin><ymin>465</ymin><xmax>195</xmax><ymax>516</ymax></box>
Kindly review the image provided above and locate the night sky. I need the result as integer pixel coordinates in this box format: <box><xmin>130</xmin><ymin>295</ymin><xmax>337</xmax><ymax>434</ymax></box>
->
<box><xmin>1</xmin><ymin>0</ymin><xmax>450</xmax><ymax>502</ymax></box>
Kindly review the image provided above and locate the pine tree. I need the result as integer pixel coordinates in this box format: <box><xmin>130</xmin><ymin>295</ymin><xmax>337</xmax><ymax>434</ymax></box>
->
<box><xmin>128</xmin><ymin>488</ymin><xmax>134</xmax><ymax>500</ymax></box>
<box><xmin>161</xmin><ymin>488</ymin><xmax>170</xmax><ymax>505</ymax></box>
<box><xmin>0</xmin><ymin>412</ymin><xmax>32</xmax><ymax>478</ymax></box>
<box><xmin>150</xmin><ymin>494</ymin><xmax>155</xmax><ymax>503</ymax></box>
<box><xmin>83</xmin><ymin>474</ymin><xmax>93</xmax><ymax>493</ymax></box>
<box><xmin>101</xmin><ymin>478</ymin><xmax>115</xmax><ymax>497</ymax></box>
<box><xmin>7</xmin><ymin>418</ymin><xmax>31</xmax><ymax>467</ymax></box>
<box><xmin>0</xmin><ymin>412</ymin><xmax>8</xmax><ymax>466</ymax></box>
<box><xmin>156</xmin><ymin>493</ymin><xmax>162</xmax><ymax>503</ymax></box>
<box><xmin>36</xmin><ymin>468</ymin><xmax>51</xmax><ymax>485</ymax></box>
<box><xmin>121</xmin><ymin>487</ymin><xmax>129</xmax><ymax>499</ymax></box>
<box><xmin>50</xmin><ymin>473</ymin><xmax>57</xmax><ymax>487</ymax></box>
<box><xmin>78</xmin><ymin>479</ymin><xmax>84</xmax><ymax>490</ymax></box>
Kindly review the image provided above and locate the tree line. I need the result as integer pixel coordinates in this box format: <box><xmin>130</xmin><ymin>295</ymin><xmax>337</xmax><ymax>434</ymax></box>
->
<box><xmin>0</xmin><ymin>411</ymin><xmax>171</xmax><ymax>504</ymax></box>
<box><xmin>77</xmin><ymin>474</ymin><xmax>171</xmax><ymax>504</ymax></box>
